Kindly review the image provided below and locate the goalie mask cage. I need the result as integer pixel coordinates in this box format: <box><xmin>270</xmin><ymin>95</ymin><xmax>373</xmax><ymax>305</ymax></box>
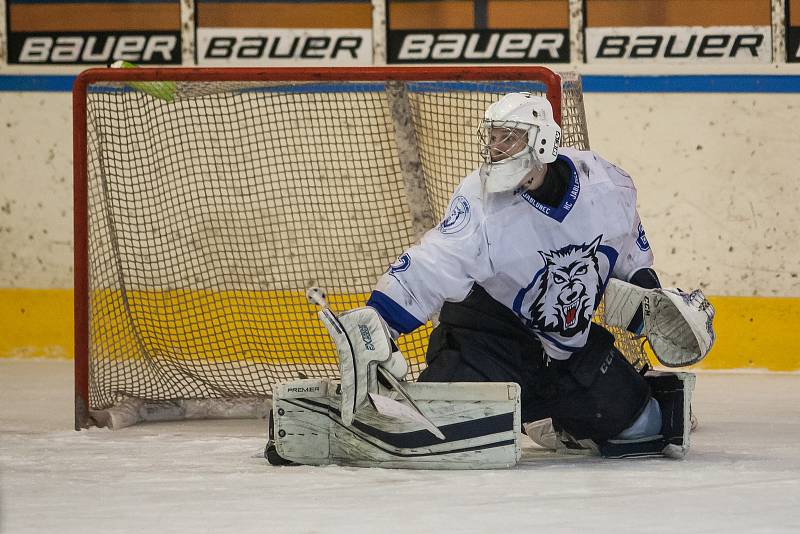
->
<box><xmin>74</xmin><ymin>66</ymin><xmax>648</xmax><ymax>430</ymax></box>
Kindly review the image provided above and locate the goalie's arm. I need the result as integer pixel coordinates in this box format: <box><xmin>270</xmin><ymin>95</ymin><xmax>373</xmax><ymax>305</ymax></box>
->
<box><xmin>368</xmin><ymin>217</ymin><xmax>492</xmax><ymax>336</ymax></box>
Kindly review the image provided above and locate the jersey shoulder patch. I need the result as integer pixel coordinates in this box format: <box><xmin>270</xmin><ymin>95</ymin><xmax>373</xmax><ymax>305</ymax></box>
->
<box><xmin>438</xmin><ymin>195</ymin><xmax>471</xmax><ymax>235</ymax></box>
<box><xmin>437</xmin><ymin>171</ymin><xmax>483</xmax><ymax>237</ymax></box>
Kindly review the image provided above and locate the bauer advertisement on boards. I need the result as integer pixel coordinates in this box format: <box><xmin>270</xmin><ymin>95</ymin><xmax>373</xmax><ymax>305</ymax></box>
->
<box><xmin>5</xmin><ymin>0</ymin><xmax>182</xmax><ymax>65</ymax></box>
<box><xmin>195</xmin><ymin>0</ymin><xmax>373</xmax><ymax>65</ymax></box>
<box><xmin>386</xmin><ymin>0</ymin><xmax>570</xmax><ymax>63</ymax></box>
<box><xmin>787</xmin><ymin>0</ymin><xmax>800</xmax><ymax>62</ymax></box>
<box><xmin>584</xmin><ymin>0</ymin><xmax>772</xmax><ymax>63</ymax></box>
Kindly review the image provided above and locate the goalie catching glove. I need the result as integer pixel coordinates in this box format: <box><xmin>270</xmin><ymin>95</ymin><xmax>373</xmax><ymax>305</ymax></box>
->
<box><xmin>602</xmin><ymin>279</ymin><xmax>716</xmax><ymax>367</ymax></box>
<box><xmin>318</xmin><ymin>305</ymin><xmax>408</xmax><ymax>426</ymax></box>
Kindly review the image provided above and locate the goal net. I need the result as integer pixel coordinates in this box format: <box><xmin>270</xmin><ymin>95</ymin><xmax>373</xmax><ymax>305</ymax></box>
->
<box><xmin>74</xmin><ymin>67</ymin><xmax>648</xmax><ymax>429</ymax></box>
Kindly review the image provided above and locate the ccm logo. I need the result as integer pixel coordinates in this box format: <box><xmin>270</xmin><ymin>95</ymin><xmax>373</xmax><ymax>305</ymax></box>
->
<box><xmin>600</xmin><ymin>352</ymin><xmax>614</xmax><ymax>374</ymax></box>
<box><xmin>394</xmin><ymin>32</ymin><xmax>566</xmax><ymax>62</ymax></box>
<box><xmin>15</xmin><ymin>35</ymin><xmax>177</xmax><ymax>63</ymax></box>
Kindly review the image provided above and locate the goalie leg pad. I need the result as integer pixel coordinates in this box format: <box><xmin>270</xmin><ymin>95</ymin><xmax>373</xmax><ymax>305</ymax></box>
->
<box><xmin>533</xmin><ymin>325</ymin><xmax>651</xmax><ymax>443</ymax></box>
<box><xmin>597</xmin><ymin>371</ymin><xmax>696</xmax><ymax>459</ymax></box>
<box><xmin>269</xmin><ymin>379</ymin><xmax>522</xmax><ymax>470</ymax></box>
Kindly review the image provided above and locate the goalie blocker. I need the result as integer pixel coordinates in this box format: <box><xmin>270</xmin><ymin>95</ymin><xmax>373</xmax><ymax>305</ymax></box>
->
<box><xmin>267</xmin><ymin>379</ymin><xmax>522</xmax><ymax>469</ymax></box>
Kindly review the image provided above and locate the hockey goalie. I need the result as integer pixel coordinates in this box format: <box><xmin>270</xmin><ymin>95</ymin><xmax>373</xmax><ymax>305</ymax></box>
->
<box><xmin>267</xmin><ymin>93</ymin><xmax>716</xmax><ymax>469</ymax></box>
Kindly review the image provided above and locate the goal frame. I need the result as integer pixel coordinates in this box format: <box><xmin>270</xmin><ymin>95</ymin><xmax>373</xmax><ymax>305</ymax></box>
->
<box><xmin>72</xmin><ymin>66</ymin><xmax>565</xmax><ymax>430</ymax></box>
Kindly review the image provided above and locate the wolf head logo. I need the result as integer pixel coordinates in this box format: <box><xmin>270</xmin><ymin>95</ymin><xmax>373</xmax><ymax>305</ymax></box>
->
<box><xmin>529</xmin><ymin>235</ymin><xmax>604</xmax><ymax>337</ymax></box>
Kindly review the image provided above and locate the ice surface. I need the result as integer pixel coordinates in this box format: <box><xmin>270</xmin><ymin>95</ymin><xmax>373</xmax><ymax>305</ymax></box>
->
<box><xmin>1</xmin><ymin>359</ymin><xmax>799</xmax><ymax>533</ymax></box>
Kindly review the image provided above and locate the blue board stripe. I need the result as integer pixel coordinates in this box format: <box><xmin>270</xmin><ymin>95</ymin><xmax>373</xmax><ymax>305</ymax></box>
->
<box><xmin>0</xmin><ymin>75</ymin><xmax>75</xmax><ymax>91</ymax></box>
<box><xmin>2</xmin><ymin>74</ymin><xmax>800</xmax><ymax>93</ymax></box>
<box><xmin>582</xmin><ymin>75</ymin><xmax>800</xmax><ymax>94</ymax></box>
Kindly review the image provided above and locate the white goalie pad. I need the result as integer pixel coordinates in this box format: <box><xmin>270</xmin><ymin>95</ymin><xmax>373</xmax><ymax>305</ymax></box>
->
<box><xmin>599</xmin><ymin>371</ymin><xmax>696</xmax><ymax>459</ymax></box>
<box><xmin>271</xmin><ymin>379</ymin><xmax>522</xmax><ymax>470</ymax></box>
<box><xmin>602</xmin><ymin>279</ymin><xmax>716</xmax><ymax>367</ymax></box>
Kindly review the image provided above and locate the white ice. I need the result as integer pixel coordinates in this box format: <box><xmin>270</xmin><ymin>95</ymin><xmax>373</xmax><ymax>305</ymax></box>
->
<box><xmin>2</xmin><ymin>359</ymin><xmax>799</xmax><ymax>534</ymax></box>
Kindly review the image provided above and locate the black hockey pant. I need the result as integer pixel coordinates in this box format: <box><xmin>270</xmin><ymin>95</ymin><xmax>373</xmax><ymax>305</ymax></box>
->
<box><xmin>417</xmin><ymin>285</ymin><xmax>651</xmax><ymax>442</ymax></box>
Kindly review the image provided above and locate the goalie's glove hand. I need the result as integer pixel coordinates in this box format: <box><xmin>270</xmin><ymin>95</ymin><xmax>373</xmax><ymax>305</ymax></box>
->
<box><xmin>603</xmin><ymin>279</ymin><xmax>716</xmax><ymax>367</ymax></box>
<box><xmin>644</xmin><ymin>287</ymin><xmax>716</xmax><ymax>367</ymax></box>
<box><xmin>318</xmin><ymin>306</ymin><xmax>407</xmax><ymax>426</ymax></box>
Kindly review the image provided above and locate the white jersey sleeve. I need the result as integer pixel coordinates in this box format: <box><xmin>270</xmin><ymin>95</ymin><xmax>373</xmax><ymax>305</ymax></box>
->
<box><xmin>614</xmin><ymin>211</ymin><xmax>655</xmax><ymax>282</ymax></box>
<box><xmin>598</xmin><ymin>158</ymin><xmax>655</xmax><ymax>281</ymax></box>
<box><xmin>367</xmin><ymin>175</ymin><xmax>493</xmax><ymax>334</ymax></box>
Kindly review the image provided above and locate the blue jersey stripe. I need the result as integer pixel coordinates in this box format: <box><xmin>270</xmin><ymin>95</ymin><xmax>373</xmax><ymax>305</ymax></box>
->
<box><xmin>366</xmin><ymin>290</ymin><xmax>424</xmax><ymax>335</ymax></box>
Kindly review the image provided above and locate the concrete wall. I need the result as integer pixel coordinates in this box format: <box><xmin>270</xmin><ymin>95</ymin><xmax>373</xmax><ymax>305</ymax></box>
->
<box><xmin>2</xmin><ymin>91</ymin><xmax>798</xmax><ymax>295</ymax></box>
<box><xmin>587</xmin><ymin>92</ymin><xmax>800</xmax><ymax>297</ymax></box>
<box><xmin>0</xmin><ymin>93</ymin><xmax>72</xmax><ymax>288</ymax></box>
<box><xmin>0</xmin><ymin>84</ymin><xmax>798</xmax><ymax>368</ymax></box>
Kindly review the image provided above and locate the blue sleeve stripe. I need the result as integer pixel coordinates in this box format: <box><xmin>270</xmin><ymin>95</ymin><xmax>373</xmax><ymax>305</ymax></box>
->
<box><xmin>366</xmin><ymin>291</ymin><xmax>424</xmax><ymax>335</ymax></box>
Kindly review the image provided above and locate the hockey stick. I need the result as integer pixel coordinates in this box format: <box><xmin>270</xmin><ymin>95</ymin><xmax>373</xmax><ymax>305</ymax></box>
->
<box><xmin>306</xmin><ymin>287</ymin><xmax>445</xmax><ymax>440</ymax></box>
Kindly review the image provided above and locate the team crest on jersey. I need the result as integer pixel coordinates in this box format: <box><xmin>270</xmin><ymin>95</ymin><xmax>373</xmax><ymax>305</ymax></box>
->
<box><xmin>438</xmin><ymin>196</ymin><xmax>471</xmax><ymax>235</ymax></box>
<box><xmin>515</xmin><ymin>236</ymin><xmax>607</xmax><ymax>338</ymax></box>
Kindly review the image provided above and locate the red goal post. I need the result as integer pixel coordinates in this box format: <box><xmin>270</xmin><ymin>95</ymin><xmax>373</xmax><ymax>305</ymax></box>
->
<box><xmin>73</xmin><ymin>66</ymin><xmax>644</xmax><ymax>429</ymax></box>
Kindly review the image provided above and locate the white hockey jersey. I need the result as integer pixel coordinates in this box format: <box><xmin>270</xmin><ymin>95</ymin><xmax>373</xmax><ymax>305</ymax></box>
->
<box><xmin>367</xmin><ymin>147</ymin><xmax>654</xmax><ymax>360</ymax></box>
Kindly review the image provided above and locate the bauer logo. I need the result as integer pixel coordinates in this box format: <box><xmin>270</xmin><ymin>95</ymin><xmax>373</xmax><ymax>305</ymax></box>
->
<box><xmin>195</xmin><ymin>0</ymin><xmax>372</xmax><ymax>65</ymax></box>
<box><xmin>8</xmin><ymin>32</ymin><xmax>180</xmax><ymax>64</ymax></box>
<box><xmin>197</xmin><ymin>28</ymin><xmax>372</xmax><ymax>66</ymax></box>
<box><xmin>584</xmin><ymin>0</ymin><xmax>771</xmax><ymax>64</ymax></box>
<box><xmin>389</xmin><ymin>30</ymin><xmax>568</xmax><ymax>63</ymax></box>
<box><xmin>386</xmin><ymin>0</ymin><xmax>570</xmax><ymax>63</ymax></box>
<box><xmin>585</xmin><ymin>26</ymin><xmax>770</xmax><ymax>63</ymax></box>
<box><xmin>790</xmin><ymin>27</ymin><xmax>800</xmax><ymax>62</ymax></box>
<box><xmin>788</xmin><ymin>1</ymin><xmax>800</xmax><ymax>62</ymax></box>
<box><xmin>6</xmin><ymin>0</ymin><xmax>181</xmax><ymax>64</ymax></box>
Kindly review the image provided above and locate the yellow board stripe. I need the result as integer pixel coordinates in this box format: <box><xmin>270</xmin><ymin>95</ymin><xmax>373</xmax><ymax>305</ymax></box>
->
<box><xmin>0</xmin><ymin>289</ymin><xmax>73</xmax><ymax>359</ymax></box>
<box><xmin>682</xmin><ymin>296</ymin><xmax>799</xmax><ymax>372</ymax></box>
<box><xmin>0</xmin><ymin>289</ymin><xmax>797</xmax><ymax>371</ymax></box>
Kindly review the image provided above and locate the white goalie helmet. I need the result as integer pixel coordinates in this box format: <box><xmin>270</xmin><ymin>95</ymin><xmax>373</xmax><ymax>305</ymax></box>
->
<box><xmin>478</xmin><ymin>93</ymin><xmax>562</xmax><ymax>196</ymax></box>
